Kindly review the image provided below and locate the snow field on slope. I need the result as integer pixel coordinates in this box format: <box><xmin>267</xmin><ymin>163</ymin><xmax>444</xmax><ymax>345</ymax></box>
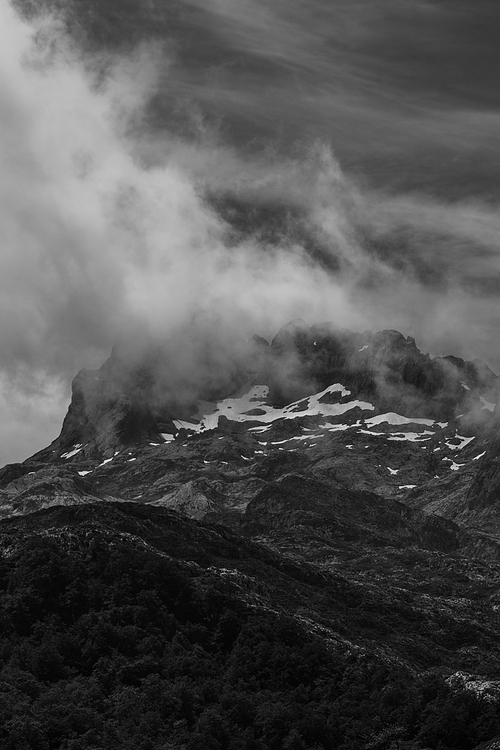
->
<box><xmin>168</xmin><ymin>383</ymin><xmax>469</xmax><ymax>453</ymax></box>
<box><xmin>173</xmin><ymin>383</ymin><xmax>375</xmax><ymax>433</ymax></box>
<box><xmin>365</xmin><ymin>413</ymin><xmax>446</xmax><ymax>428</ymax></box>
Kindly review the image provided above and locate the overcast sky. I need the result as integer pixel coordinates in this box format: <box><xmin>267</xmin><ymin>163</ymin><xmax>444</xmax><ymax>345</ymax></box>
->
<box><xmin>0</xmin><ymin>0</ymin><xmax>499</xmax><ymax>464</ymax></box>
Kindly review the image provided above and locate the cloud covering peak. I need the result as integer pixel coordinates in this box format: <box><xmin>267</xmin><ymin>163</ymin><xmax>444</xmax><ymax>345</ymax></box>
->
<box><xmin>0</xmin><ymin>0</ymin><xmax>500</xmax><ymax>463</ymax></box>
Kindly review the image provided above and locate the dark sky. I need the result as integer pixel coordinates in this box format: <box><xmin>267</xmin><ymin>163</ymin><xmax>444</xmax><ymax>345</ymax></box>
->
<box><xmin>138</xmin><ymin>0</ymin><xmax>500</xmax><ymax>197</ymax></box>
<box><xmin>48</xmin><ymin>0</ymin><xmax>500</xmax><ymax>195</ymax></box>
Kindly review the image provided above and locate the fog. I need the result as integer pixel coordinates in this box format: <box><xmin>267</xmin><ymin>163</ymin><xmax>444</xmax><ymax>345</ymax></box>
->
<box><xmin>0</xmin><ymin>0</ymin><xmax>499</xmax><ymax>463</ymax></box>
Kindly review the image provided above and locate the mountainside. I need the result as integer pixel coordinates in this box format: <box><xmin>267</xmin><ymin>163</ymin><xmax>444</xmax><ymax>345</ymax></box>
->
<box><xmin>3</xmin><ymin>320</ymin><xmax>500</xmax><ymax>749</ymax></box>
<box><xmin>2</xmin><ymin>319</ymin><xmax>499</xmax><ymax>533</ymax></box>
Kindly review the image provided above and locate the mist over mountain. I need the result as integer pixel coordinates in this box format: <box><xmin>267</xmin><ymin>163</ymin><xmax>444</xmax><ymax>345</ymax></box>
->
<box><xmin>0</xmin><ymin>0</ymin><xmax>499</xmax><ymax>463</ymax></box>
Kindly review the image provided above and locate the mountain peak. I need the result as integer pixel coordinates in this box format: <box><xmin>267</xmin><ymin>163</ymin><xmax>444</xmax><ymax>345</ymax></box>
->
<box><xmin>17</xmin><ymin>319</ymin><xmax>498</xmax><ymax>473</ymax></box>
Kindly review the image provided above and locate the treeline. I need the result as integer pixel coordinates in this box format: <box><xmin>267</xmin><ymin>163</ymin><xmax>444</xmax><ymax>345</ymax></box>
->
<box><xmin>1</xmin><ymin>533</ymin><xmax>499</xmax><ymax>750</ymax></box>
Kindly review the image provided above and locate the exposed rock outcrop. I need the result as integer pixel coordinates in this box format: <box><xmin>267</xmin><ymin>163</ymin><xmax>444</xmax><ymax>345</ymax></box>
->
<box><xmin>467</xmin><ymin>404</ymin><xmax>500</xmax><ymax>511</ymax></box>
<box><xmin>266</xmin><ymin>319</ymin><xmax>498</xmax><ymax>422</ymax></box>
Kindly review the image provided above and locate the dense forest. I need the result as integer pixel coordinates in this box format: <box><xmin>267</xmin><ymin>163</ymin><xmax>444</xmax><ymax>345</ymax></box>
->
<box><xmin>1</xmin><ymin>524</ymin><xmax>500</xmax><ymax>750</ymax></box>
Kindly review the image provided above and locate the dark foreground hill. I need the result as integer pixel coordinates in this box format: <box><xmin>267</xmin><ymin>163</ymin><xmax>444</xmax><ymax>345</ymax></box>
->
<box><xmin>3</xmin><ymin>501</ymin><xmax>500</xmax><ymax>750</ymax></box>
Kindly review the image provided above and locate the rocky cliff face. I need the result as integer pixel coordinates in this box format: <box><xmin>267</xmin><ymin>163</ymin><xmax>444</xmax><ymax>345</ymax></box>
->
<box><xmin>267</xmin><ymin>319</ymin><xmax>498</xmax><ymax>421</ymax></box>
<box><xmin>33</xmin><ymin>315</ymin><xmax>260</xmax><ymax>461</ymax></box>
<box><xmin>467</xmin><ymin>404</ymin><xmax>500</xmax><ymax>511</ymax></box>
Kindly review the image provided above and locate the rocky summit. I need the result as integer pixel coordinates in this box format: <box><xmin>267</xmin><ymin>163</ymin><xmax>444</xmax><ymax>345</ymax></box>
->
<box><xmin>4</xmin><ymin>320</ymin><xmax>500</xmax><ymax>749</ymax></box>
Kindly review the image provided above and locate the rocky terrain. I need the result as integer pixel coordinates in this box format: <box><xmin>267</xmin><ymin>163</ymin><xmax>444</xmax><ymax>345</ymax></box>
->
<box><xmin>2</xmin><ymin>318</ymin><xmax>499</xmax><ymax>536</ymax></box>
<box><xmin>3</xmin><ymin>319</ymin><xmax>500</xmax><ymax>749</ymax></box>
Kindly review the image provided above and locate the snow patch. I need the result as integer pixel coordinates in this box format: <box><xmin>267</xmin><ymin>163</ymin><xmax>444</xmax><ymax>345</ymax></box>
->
<box><xmin>366</xmin><ymin>413</ymin><xmax>437</xmax><ymax>427</ymax></box>
<box><xmin>98</xmin><ymin>457</ymin><xmax>113</xmax><ymax>467</ymax></box>
<box><xmin>61</xmin><ymin>444</ymin><xmax>83</xmax><ymax>459</ymax></box>
<box><xmin>445</xmin><ymin>435</ymin><xmax>475</xmax><ymax>451</ymax></box>
<box><xmin>182</xmin><ymin>383</ymin><xmax>374</xmax><ymax>433</ymax></box>
<box><xmin>321</xmin><ymin>422</ymin><xmax>351</xmax><ymax>432</ymax></box>
<box><xmin>480</xmin><ymin>397</ymin><xmax>496</xmax><ymax>412</ymax></box>
<box><xmin>173</xmin><ymin>419</ymin><xmax>200</xmax><ymax>432</ymax></box>
<box><xmin>270</xmin><ymin>433</ymin><xmax>325</xmax><ymax>445</ymax></box>
<box><xmin>387</xmin><ymin>432</ymin><xmax>432</xmax><ymax>442</ymax></box>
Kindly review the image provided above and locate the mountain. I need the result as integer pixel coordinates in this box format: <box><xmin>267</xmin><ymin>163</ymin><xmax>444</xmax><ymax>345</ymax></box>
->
<box><xmin>3</xmin><ymin>318</ymin><xmax>499</xmax><ymax>527</ymax></box>
<box><xmin>3</xmin><ymin>319</ymin><xmax>500</xmax><ymax>749</ymax></box>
